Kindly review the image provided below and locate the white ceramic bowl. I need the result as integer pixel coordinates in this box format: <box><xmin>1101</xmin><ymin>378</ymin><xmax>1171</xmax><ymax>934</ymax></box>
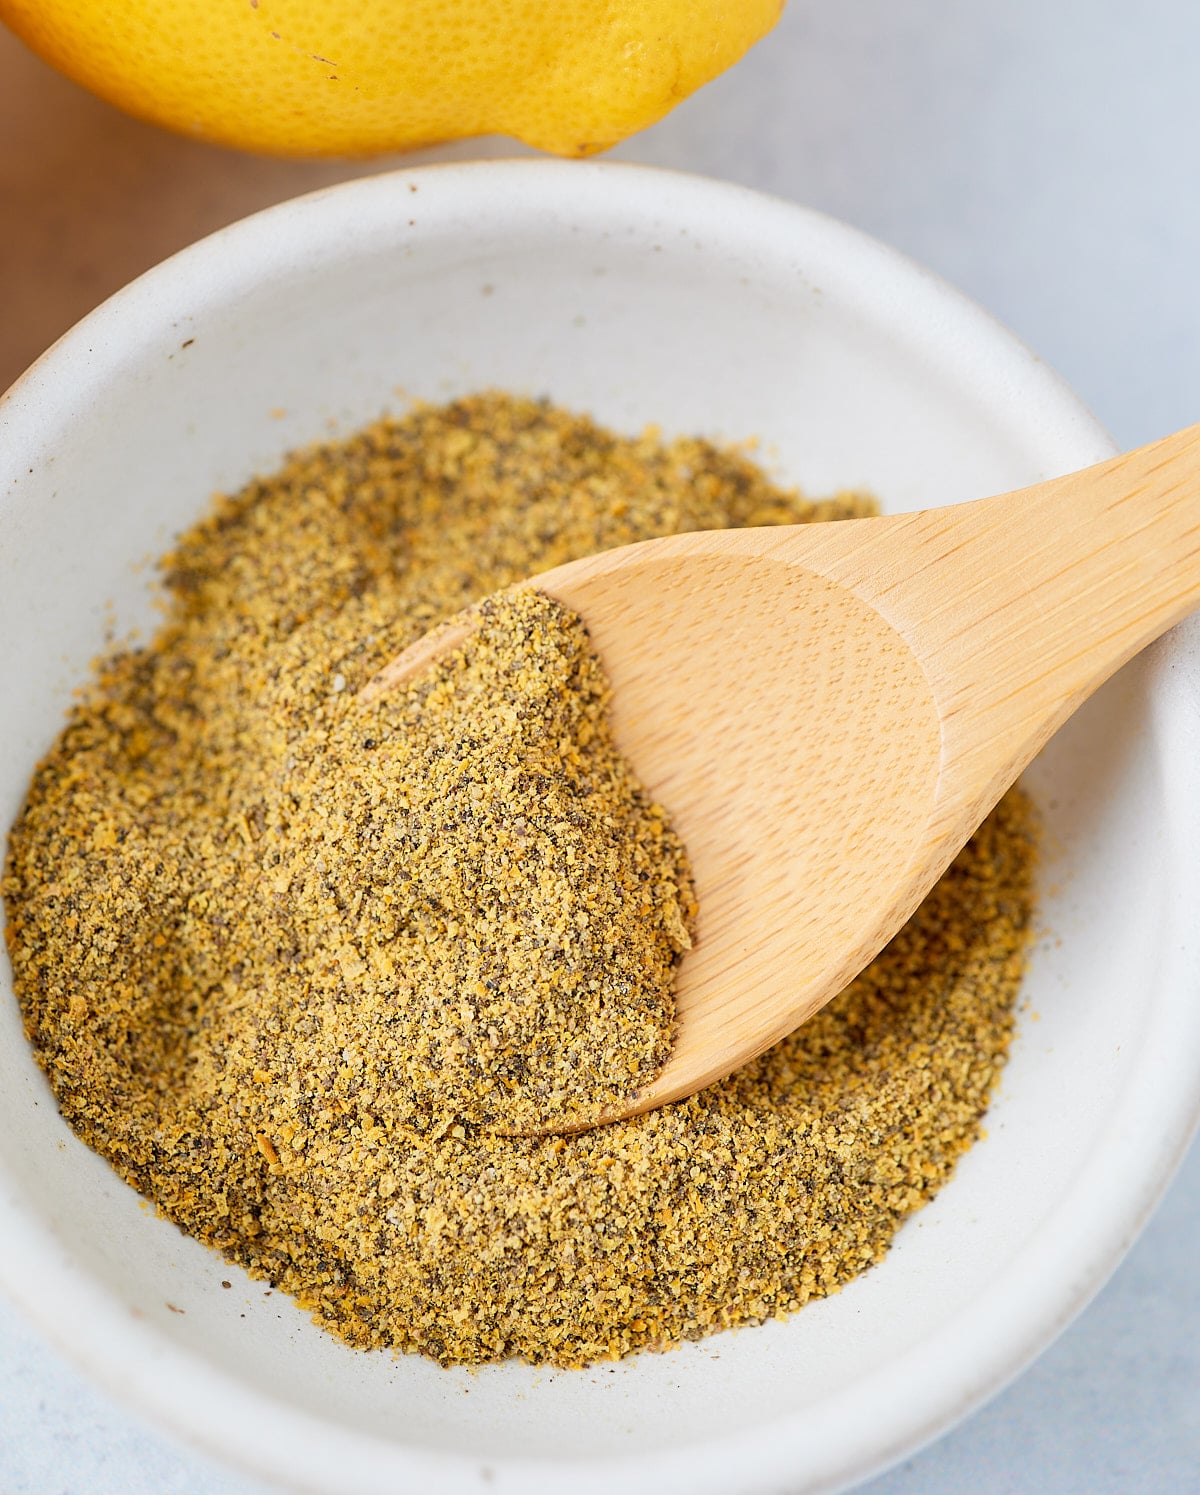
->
<box><xmin>2</xmin><ymin>161</ymin><xmax>1199</xmax><ymax>1495</ymax></box>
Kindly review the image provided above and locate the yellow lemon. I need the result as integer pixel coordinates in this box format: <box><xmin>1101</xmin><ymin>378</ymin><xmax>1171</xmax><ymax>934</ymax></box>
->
<box><xmin>0</xmin><ymin>0</ymin><xmax>782</xmax><ymax>157</ymax></box>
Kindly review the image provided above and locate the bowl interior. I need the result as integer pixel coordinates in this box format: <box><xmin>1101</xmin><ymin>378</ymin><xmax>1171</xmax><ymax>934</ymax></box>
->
<box><xmin>2</xmin><ymin>162</ymin><xmax>1197</xmax><ymax>1495</ymax></box>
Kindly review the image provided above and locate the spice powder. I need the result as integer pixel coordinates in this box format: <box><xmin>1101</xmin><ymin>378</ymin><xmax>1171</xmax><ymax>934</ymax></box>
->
<box><xmin>2</xmin><ymin>393</ymin><xmax>1037</xmax><ymax>1367</ymax></box>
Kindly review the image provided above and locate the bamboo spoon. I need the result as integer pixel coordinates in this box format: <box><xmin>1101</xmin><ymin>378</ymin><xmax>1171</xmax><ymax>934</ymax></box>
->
<box><xmin>363</xmin><ymin>422</ymin><xmax>1200</xmax><ymax>1128</ymax></box>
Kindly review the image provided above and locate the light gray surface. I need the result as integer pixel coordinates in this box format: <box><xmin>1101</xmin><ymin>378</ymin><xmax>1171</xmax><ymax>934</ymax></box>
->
<box><xmin>2</xmin><ymin>1</ymin><xmax>1198</xmax><ymax>1490</ymax></box>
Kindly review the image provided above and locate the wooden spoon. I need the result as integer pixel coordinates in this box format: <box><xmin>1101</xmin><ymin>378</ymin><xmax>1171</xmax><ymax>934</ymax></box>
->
<box><xmin>363</xmin><ymin>423</ymin><xmax>1200</xmax><ymax>1127</ymax></box>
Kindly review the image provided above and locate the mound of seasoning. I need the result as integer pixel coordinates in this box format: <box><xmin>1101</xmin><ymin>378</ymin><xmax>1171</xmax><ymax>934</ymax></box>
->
<box><xmin>258</xmin><ymin>585</ymin><xmax>695</xmax><ymax>1134</ymax></box>
<box><xmin>2</xmin><ymin>393</ymin><xmax>1037</xmax><ymax>1366</ymax></box>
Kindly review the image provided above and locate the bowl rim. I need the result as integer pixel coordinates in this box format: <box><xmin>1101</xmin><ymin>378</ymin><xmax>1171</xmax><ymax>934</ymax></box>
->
<box><xmin>2</xmin><ymin>157</ymin><xmax>1196</xmax><ymax>1495</ymax></box>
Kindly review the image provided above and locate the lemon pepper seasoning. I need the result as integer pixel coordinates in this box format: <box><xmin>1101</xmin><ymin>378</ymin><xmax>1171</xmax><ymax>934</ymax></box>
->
<box><xmin>3</xmin><ymin>393</ymin><xmax>1037</xmax><ymax>1366</ymax></box>
<box><xmin>253</xmin><ymin>584</ymin><xmax>697</xmax><ymax>1134</ymax></box>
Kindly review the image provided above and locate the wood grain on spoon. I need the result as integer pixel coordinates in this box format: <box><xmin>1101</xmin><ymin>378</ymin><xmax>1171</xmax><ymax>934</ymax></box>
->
<box><xmin>363</xmin><ymin>422</ymin><xmax>1200</xmax><ymax>1128</ymax></box>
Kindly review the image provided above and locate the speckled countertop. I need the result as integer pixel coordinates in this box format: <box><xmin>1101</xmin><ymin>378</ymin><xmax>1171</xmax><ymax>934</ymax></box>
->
<box><xmin>2</xmin><ymin>3</ymin><xmax>1199</xmax><ymax>1490</ymax></box>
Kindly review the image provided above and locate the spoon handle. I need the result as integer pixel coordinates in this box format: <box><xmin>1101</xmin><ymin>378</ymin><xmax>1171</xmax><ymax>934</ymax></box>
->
<box><xmin>878</xmin><ymin>421</ymin><xmax>1200</xmax><ymax>813</ymax></box>
<box><xmin>776</xmin><ymin>421</ymin><xmax>1200</xmax><ymax>831</ymax></box>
